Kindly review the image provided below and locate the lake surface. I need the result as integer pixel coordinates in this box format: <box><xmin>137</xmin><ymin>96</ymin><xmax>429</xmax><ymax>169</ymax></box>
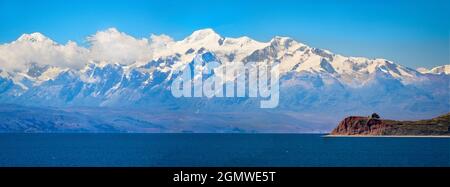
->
<box><xmin>0</xmin><ymin>133</ymin><xmax>449</xmax><ymax>167</ymax></box>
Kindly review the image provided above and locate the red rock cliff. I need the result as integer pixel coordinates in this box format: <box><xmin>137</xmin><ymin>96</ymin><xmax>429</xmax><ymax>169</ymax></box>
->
<box><xmin>330</xmin><ymin>113</ymin><xmax>450</xmax><ymax>136</ymax></box>
<box><xmin>330</xmin><ymin>116</ymin><xmax>393</xmax><ymax>135</ymax></box>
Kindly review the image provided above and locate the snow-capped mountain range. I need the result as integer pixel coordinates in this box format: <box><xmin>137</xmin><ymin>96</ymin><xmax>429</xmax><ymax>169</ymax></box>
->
<box><xmin>417</xmin><ymin>65</ymin><xmax>450</xmax><ymax>75</ymax></box>
<box><xmin>0</xmin><ymin>28</ymin><xmax>448</xmax><ymax>132</ymax></box>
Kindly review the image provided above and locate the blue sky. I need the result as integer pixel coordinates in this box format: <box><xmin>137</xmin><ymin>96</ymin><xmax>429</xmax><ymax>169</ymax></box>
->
<box><xmin>0</xmin><ymin>0</ymin><xmax>448</xmax><ymax>68</ymax></box>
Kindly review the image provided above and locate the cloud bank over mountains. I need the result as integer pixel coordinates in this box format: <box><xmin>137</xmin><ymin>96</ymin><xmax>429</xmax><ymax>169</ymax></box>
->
<box><xmin>87</xmin><ymin>28</ymin><xmax>154</xmax><ymax>65</ymax></box>
<box><xmin>0</xmin><ymin>28</ymin><xmax>155</xmax><ymax>72</ymax></box>
<box><xmin>0</xmin><ymin>32</ymin><xmax>88</xmax><ymax>71</ymax></box>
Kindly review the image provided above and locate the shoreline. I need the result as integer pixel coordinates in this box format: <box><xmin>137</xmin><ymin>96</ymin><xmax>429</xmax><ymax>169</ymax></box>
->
<box><xmin>323</xmin><ymin>135</ymin><xmax>450</xmax><ymax>138</ymax></box>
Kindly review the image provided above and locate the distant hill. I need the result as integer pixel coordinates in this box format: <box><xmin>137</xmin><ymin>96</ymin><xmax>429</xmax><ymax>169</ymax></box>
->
<box><xmin>0</xmin><ymin>104</ymin><xmax>329</xmax><ymax>133</ymax></box>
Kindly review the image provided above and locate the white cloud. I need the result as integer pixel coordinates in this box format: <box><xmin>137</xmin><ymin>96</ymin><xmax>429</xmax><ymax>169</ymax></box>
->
<box><xmin>87</xmin><ymin>28</ymin><xmax>153</xmax><ymax>65</ymax></box>
<box><xmin>0</xmin><ymin>28</ymin><xmax>155</xmax><ymax>72</ymax></box>
<box><xmin>0</xmin><ymin>33</ymin><xmax>89</xmax><ymax>71</ymax></box>
<box><xmin>150</xmin><ymin>34</ymin><xmax>174</xmax><ymax>50</ymax></box>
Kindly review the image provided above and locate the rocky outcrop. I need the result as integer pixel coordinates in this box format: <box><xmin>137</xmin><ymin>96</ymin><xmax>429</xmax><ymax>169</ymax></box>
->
<box><xmin>330</xmin><ymin>116</ymin><xmax>392</xmax><ymax>135</ymax></box>
<box><xmin>330</xmin><ymin>113</ymin><xmax>450</xmax><ymax>136</ymax></box>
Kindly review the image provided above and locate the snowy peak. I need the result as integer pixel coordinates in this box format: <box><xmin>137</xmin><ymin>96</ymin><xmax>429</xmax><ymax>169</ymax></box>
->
<box><xmin>429</xmin><ymin>65</ymin><xmax>450</xmax><ymax>75</ymax></box>
<box><xmin>16</xmin><ymin>33</ymin><xmax>54</xmax><ymax>44</ymax></box>
<box><xmin>7</xmin><ymin>63</ymin><xmax>66</xmax><ymax>88</ymax></box>
<box><xmin>270</xmin><ymin>36</ymin><xmax>294</xmax><ymax>45</ymax></box>
<box><xmin>26</xmin><ymin>63</ymin><xmax>51</xmax><ymax>78</ymax></box>
<box><xmin>416</xmin><ymin>65</ymin><xmax>450</xmax><ymax>75</ymax></box>
<box><xmin>416</xmin><ymin>67</ymin><xmax>429</xmax><ymax>74</ymax></box>
<box><xmin>222</xmin><ymin>36</ymin><xmax>263</xmax><ymax>47</ymax></box>
<box><xmin>182</xmin><ymin>28</ymin><xmax>223</xmax><ymax>45</ymax></box>
<box><xmin>270</xmin><ymin>36</ymin><xmax>305</xmax><ymax>51</ymax></box>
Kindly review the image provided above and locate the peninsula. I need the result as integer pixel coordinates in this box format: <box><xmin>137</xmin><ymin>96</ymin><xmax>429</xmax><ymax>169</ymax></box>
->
<box><xmin>330</xmin><ymin>113</ymin><xmax>450</xmax><ymax>136</ymax></box>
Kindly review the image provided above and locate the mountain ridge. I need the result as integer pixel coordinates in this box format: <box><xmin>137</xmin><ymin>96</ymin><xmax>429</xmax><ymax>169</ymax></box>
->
<box><xmin>0</xmin><ymin>28</ymin><xmax>448</xmax><ymax>132</ymax></box>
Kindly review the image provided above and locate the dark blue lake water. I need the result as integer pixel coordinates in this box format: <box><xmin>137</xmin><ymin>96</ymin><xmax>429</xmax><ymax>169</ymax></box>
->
<box><xmin>0</xmin><ymin>133</ymin><xmax>448</xmax><ymax>167</ymax></box>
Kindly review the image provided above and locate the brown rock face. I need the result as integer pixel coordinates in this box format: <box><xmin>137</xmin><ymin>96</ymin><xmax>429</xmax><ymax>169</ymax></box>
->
<box><xmin>330</xmin><ymin>113</ymin><xmax>450</xmax><ymax>136</ymax></box>
<box><xmin>330</xmin><ymin>116</ymin><xmax>393</xmax><ymax>135</ymax></box>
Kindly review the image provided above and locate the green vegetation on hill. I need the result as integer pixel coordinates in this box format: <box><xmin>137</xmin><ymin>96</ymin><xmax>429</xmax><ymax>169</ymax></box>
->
<box><xmin>382</xmin><ymin>113</ymin><xmax>450</xmax><ymax>135</ymax></box>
